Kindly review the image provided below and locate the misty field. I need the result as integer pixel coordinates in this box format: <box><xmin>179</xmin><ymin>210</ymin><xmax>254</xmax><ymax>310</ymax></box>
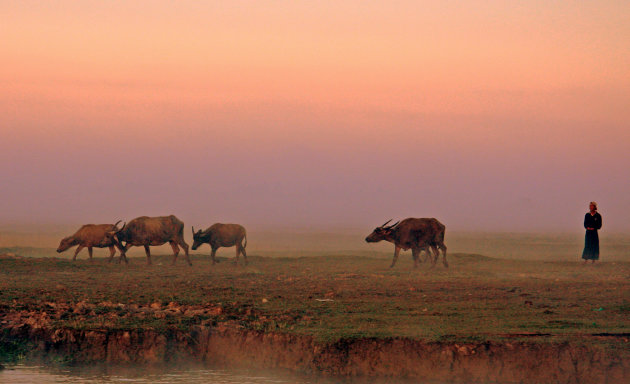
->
<box><xmin>1</xmin><ymin>245</ymin><xmax>628</xmax><ymax>352</ymax></box>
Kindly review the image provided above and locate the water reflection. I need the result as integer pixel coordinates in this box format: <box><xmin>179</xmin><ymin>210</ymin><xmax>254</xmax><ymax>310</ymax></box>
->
<box><xmin>0</xmin><ymin>364</ymin><xmax>409</xmax><ymax>384</ymax></box>
<box><xmin>3</xmin><ymin>364</ymin><xmax>292</xmax><ymax>384</ymax></box>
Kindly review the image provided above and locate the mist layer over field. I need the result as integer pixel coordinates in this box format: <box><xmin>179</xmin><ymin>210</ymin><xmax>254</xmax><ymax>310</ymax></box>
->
<box><xmin>1</xmin><ymin>226</ymin><xmax>628</xmax><ymax>261</ymax></box>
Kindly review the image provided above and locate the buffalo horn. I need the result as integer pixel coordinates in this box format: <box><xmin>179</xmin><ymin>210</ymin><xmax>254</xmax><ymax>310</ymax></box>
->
<box><xmin>192</xmin><ymin>226</ymin><xmax>195</xmax><ymax>236</ymax></box>
<box><xmin>381</xmin><ymin>219</ymin><xmax>393</xmax><ymax>227</ymax></box>
<box><xmin>386</xmin><ymin>220</ymin><xmax>400</xmax><ymax>229</ymax></box>
<box><xmin>113</xmin><ymin>220</ymin><xmax>122</xmax><ymax>228</ymax></box>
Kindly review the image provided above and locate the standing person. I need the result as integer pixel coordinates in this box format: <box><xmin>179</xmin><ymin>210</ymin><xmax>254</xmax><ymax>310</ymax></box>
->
<box><xmin>582</xmin><ymin>202</ymin><xmax>602</xmax><ymax>264</ymax></box>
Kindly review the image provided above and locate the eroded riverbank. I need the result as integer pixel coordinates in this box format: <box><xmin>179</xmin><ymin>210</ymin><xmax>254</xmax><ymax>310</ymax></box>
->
<box><xmin>2</xmin><ymin>321</ymin><xmax>628</xmax><ymax>384</ymax></box>
<box><xmin>1</xmin><ymin>253</ymin><xmax>628</xmax><ymax>383</ymax></box>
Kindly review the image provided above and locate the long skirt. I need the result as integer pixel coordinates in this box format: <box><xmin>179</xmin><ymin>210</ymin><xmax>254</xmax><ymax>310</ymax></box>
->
<box><xmin>582</xmin><ymin>230</ymin><xmax>599</xmax><ymax>260</ymax></box>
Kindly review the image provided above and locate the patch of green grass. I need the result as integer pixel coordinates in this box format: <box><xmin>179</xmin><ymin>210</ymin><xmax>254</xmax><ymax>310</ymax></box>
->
<box><xmin>0</xmin><ymin>330</ymin><xmax>31</xmax><ymax>364</ymax></box>
<box><xmin>1</xmin><ymin>253</ymin><xmax>629</xmax><ymax>348</ymax></box>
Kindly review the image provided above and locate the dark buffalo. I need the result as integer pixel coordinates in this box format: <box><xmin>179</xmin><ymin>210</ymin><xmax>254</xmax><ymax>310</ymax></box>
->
<box><xmin>191</xmin><ymin>223</ymin><xmax>248</xmax><ymax>265</ymax></box>
<box><xmin>365</xmin><ymin>218</ymin><xmax>448</xmax><ymax>268</ymax></box>
<box><xmin>57</xmin><ymin>221</ymin><xmax>123</xmax><ymax>262</ymax></box>
<box><xmin>107</xmin><ymin>215</ymin><xmax>191</xmax><ymax>266</ymax></box>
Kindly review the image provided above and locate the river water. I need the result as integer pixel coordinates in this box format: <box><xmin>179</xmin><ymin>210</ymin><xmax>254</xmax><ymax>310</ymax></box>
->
<box><xmin>0</xmin><ymin>364</ymin><xmax>409</xmax><ymax>384</ymax></box>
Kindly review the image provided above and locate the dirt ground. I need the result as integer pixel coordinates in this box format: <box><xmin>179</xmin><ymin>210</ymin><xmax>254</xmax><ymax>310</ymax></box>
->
<box><xmin>1</xmin><ymin>247</ymin><xmax>628</xmax><ymax>382</ymax></box>
<box><xmin>1</xmin><ymin>248</ymin><xmax>628</xmax><ymax>344</ymax></box>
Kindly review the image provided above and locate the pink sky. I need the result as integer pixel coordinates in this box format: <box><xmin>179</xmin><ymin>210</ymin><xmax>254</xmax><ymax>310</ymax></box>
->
<box><xmin>1</xmin><ymin>1</ymin><xmax>629</xmax><ymax>232</ymax></box>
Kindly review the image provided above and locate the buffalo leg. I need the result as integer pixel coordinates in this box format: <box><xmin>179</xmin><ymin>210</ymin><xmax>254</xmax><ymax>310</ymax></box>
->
<box><xmin>429</xmin><ymin>246</ymin><xmax>439</xmax><ymax>267</ymax></box>
<box><xmin>144</xmin><ymin>245</ymin><xmax>152</xmax><ymax>265</ymax></box>
<box><xmin>169</xmin><ymin>241</ymin><xmax>180</xmax><ymax>266</ymax></box>
<box><xmin>390</xmin><ymin>246</ymin><xmax>401</xmax><ymax>268</ymax></box>
<box><xmin>117</xmin><ymin>243</ymin><xmax>130</xmax><ymax>264</ymax></box>
<box><xmin>440</xmin><ymin>244</ymin><xmax>449</xmax><ymax>268</ymax></box>
<box><xmin>72</xmin><ymin>245</ymin><xmax>84</xmax><ymax>261</ymax></box>
<box><xmin>88</xmin><ymin>247</ymin><xmax>93</xmax><ymax>262</ymax></box>
<box><xmin>107</xmin><ymin>246</ymin><xmax>116</xmax><ymax>262</ymax></box>
<box><xmin>412</xmin><ymin>248</ymin><xmax>420</xmax><ymax>269</ymax></box>
<box><xmin>239</xmin><ymin>243</ymin><xmax>248</xmax><ymax>265</ymax></box>
<box><xmin>210</xmin><ymin>247</ymin><xmax>218</xmax><ymax>265</ymax></box>
<box><xmin>423</xmin><ymin>248</ymin><xmax>432</xmax><ymax>263</ymax></box>
<box><xmin>177</xmin><ymin>237</ymin><xmax>192</xmax><ymax>266</ymax></box>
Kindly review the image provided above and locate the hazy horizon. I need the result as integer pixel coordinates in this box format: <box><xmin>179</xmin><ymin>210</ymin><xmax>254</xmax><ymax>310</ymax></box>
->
<box><xmin>3</xmin><ymin>225</ymin><xmax>629</xmax><ymax>262</ymax></box>
<box><xmin>2</xmin><ymin>1</ymin><xmax>629</xmax><ymax>233</ymax></box>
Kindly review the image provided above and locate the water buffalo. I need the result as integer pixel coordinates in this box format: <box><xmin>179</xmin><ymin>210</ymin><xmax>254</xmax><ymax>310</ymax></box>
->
<box><xmin>107</xmin><ymin>215</ymin><xmax>191</xmax><ymax>266</ymax></box>
<box><xmin>56</xmin><ymin>221</ymin><xmax>123</xmax><ymax>262</ymax></box>
<box><xmin>365</xmin><ymin>218</ymin><xmax>448</xmax><ymax>268</ymax></box>
<box><xmin>191</xmin><ymin>223</ymin><xmax>248</xmax><ymax>265</ymax></box>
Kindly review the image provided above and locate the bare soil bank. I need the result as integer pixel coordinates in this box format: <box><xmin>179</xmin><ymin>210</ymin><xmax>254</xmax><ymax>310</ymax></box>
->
<box><xmin>3</xmin><ymin>322</ymin><xmax>627</xmax><ymax>384</ymax></box>
<box><xmin>2</xmin><ymin>253</ymin><xmax>628</xmax><ymax>383</ymax></box>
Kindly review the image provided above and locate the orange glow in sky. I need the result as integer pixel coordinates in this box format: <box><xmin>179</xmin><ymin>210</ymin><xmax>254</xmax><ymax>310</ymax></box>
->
<box><xmin>1</xmin><ymin>1</ymin><xmax>629</xmax><ymax>231</ymax></box>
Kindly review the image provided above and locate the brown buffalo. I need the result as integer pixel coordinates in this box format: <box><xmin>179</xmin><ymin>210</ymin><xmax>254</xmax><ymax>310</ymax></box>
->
<box><xmin>191</xmin><ymin>223</ymin><xmax>248</xmax><ymax>265</ymax></box>
<box><xmin>56</xmin><ymin>221</ymin><xmax>123</xmax><ymax>262</ymax></box>
<box><xmin>365</xmin><ymin>218</ymin><xmax>448</xmax><ymax>268</ymax></box>
<box><xmin>107</xmin><ymin>215</ymin><xmax>191</xmax><ymax>266</ymax></box>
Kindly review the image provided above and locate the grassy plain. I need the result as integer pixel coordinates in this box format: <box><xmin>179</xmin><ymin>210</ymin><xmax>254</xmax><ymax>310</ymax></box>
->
<box><xmin>1</xmin><ymin>245</ymin><xmax>628</xmax><ymax>348</ymax></box>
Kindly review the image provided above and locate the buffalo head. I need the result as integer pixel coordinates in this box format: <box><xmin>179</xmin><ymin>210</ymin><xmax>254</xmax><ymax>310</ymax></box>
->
<box><xmin>56</xmin><ymin>236</ymin><xmax>77</xmax><ymax>253</ymax></box>
<box><xmin>365</xmin><ymin>219</ymin><xmax>400</xmax><ymax>243</ymax></box>
<box><xmin>191</xmin><ymin>227</ymin><xmax>205</xmax><ymax>250</ymax></box>
<box><xmin>104</xmin><ymin>221</ymin><xmax>126</xmax><ymax>245</ymax></box>
<box><xmin>96</xmin><ymin>220</ymin><xmax>122</xmax><ymax>247</ymax></box>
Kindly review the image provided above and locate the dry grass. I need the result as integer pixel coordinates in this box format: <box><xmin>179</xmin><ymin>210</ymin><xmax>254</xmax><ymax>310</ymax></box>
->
<box><xmin>1</xmin><ymin>247</ymin><xmax>628</xmax><ymax>350</ymax></box>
